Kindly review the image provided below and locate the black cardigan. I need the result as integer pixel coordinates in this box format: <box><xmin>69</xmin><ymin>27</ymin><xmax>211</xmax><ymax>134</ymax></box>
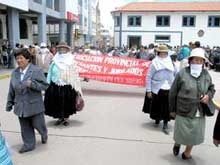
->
<box><xmin>214</xmin><ymin>111</ymin><xmax>220</xmax><ymax>140</ymax></box>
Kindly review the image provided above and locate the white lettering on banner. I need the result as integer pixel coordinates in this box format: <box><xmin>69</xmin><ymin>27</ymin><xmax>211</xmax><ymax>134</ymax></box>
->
<box><xmin>103</xmin><ymin>57</ymin><xmax>139</xmax><ymax>67</ymax></box>
<box><xmin>77</xmin><ymin>61</ymin><xmax>103</xmax><ymax>73</ymax></box>
<box><xmin>75</xmin><ymin>54</ymin><xmax>104</xmax><ymax>63</ymax></box>
<box><xmin>74</xmin><ymin>53</ymin><xmax>151</xmax><ymax>86</ymax></box>
<box><xmin>109</xmin><ymin>68</ymin><xmax>144</xmax><ymax>76</ymax></box>
<box><xmin>126</xmin><ymin>68</ymin><xmax>144</xmax><ymax>76</ymax></box>
<box><xmin>110</xmin><ymin>68</ymin><xmax>126</xmax><ymax>74</ymax></box>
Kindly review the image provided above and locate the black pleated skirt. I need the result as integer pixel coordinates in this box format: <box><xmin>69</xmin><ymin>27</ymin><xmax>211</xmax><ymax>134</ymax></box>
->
<box><xmin>44</xmin><ymin>82</ymin><xmax>77</xmax><ymax>119</ymax></box>
<box><xmin>142</xmin><ymin>89</ymin><xmax>170</xmax><ymax>122</ymax></box>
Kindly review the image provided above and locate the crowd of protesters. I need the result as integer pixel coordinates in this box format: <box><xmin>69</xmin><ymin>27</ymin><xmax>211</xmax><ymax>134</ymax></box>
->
<box><xmin>0</xmin><ymin>40</ymin><xmax>220</xmax><ymax>165</ymax></box>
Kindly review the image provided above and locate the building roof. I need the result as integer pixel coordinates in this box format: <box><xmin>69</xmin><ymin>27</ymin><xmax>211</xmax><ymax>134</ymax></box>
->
<box><xmin>112</xmin><ymin>2</ymin><xmax>220</xmax><ymax>13</ymax></box>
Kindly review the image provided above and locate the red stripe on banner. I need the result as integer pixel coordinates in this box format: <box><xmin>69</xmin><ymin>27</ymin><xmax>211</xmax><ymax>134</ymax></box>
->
<box><xmin>73</xmin><ymin>53</ymin><xmax>151</xmax><ymax>87</ymax></box>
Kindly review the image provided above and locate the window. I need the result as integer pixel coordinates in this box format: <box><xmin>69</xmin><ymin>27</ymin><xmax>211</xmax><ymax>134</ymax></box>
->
<box><xmin>46</xmin><ymin>0</ymin><xmax>53</xmax><ymax>9</ymax></box>
<box><xmin>54</xmin><ymin>0</ymin><xmax>60</xmax><ymax>11</ymax></box>
<box><xmin>155</xmin><ymin>35</ymin><xmax>170</xmax><ymax>43</ymax></box>
<box><xmin>128</xmin><ymin>16</ymin><xmax>142</xmax><ymax>26</ymax></box>
<box><xmin>92</xmin><ymin>21</ymin><xmax>96</xmax><ymax>29</ymax></box>
<box><xmin>115</xmin><ymin>16</ymin><xmax>120</xmax><ymax>27</ymax></box>
<box><xmin>0</xmin><ymin>20</ymin><xmax>2</xmax><ymax>39</ymax></box>
<box><xmin>156</xmin><ymin>16</ymin><xmax>170</xmax><ymax>26</ymax></box>
<box><xmin>84</xmin><ymin>0</ymin><xmax>87</xmax><ymax>9</ymax></box>
<box><xmin>79</xmin><ymin>14</ymin><xmax>83</xmax><ymax>26</ymax></box>
<box><xmin>208</xmin><ymin>16</ymin><xmax>220</xmax><ymax>27</ymax></box>
<box><xmin>78</xmin><ymin>0</ymin><xmax>82</xmax><ymax>6</ymax></box>
<box><xmin>34</xmin><ymin>0</ymin><xmax>42</xmax><ymax>3</ymax></box>
<box><xmin>19</xmin><ymin>19</ymin><xmax>28</xmax><ymax>39</ymax></box>
<box><xmin>182</xmin><ymin>16</ymin><xmax>195</xmax><ymax>27</ymax></box>
<box><xmin>84</xmin><ymin>17</ymin><xmax>87</xmax><ymax>27</ymax></box>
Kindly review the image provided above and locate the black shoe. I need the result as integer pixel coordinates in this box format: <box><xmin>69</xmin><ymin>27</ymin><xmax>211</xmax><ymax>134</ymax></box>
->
<box><xmin>162</xmin><ymin>123</ymin><xmax>169</xmax><ymax>135</ymax></box>
<box><xmin>63</xmin><ymin>121</ymin><xmax>69</xmax><ymax>126</ymax></box>
<box><xmin>41</xmin><ymin>135</ymin><xmax>48</xmax><ymax>144</ymax></box>
<box><xmin>155</xmin><ymin>120</ymin><xmax>160</xmax><ymax>125</ymax></box>
<box><xmin>54</xmin><ymin>119</ymin><xmax>64</xmax><ymax>126</ymax></box>
<box><xmin>19</xmin><ymin>147</ymin><xmax>35</xmax><ymax>154</ymax></box>
<box><xmin>182</xmin><ymin>152</ymin><xmax>192</xmax><ymax>160</ymax></box>
<box><xmin>173</xmin><ymin>145</ymin><xmax>180</xmax><ymax>156</ymax></box>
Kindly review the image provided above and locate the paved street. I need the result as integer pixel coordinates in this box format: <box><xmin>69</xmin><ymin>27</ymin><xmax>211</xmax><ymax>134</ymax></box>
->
<box><xmin>0</xmin><ymin>70</ymin><xmax>220</xmax><ymax>165</ymax></box>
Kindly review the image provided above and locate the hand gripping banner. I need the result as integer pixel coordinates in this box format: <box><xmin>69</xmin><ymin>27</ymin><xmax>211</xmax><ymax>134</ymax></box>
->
<box><xmin>74</xmin><ymin>54</ymin><xmax>151</xmax><ymax>87</ymax></box>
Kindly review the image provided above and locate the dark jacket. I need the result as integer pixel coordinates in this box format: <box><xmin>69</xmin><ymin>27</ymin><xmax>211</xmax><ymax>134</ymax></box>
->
<box><xmin>213</xmin><ymin>111</ymin><xmax>220</xmax><ymax>140</ymax></box>
<box><xmin>169</xmin><ymin>67</ymin><xmax>215</xmax><ymax>118</ymax></box>
<box><xmin>6</xmin><ymin>64</ymin><xmax>49</xmax><ymax>117</ymax></box>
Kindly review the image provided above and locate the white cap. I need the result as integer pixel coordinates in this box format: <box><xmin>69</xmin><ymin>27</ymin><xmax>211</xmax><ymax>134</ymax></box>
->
<box><xmin>188</xmin><ymin>48</ymin><xmax>206</xmax><ymax>61</ymax></box>
<box><xmin>40</xmin><ymin>42</ymin><xmax>47</xmax><ymax>48</ymax></box>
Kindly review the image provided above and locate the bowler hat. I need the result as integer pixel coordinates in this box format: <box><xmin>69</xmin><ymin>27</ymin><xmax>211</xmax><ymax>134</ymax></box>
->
<box><xmin>56</xmin><ymin>41</ymin><xmax>71</xmax><ymax>50</ymax></box>
<box><xmin>155</xmin><ymin>45</ymin><xmax>169</xmax><ymax>53</ymax></box>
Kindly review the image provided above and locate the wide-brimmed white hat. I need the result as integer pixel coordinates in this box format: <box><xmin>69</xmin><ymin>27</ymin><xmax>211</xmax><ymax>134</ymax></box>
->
<box><xmin>188</xmin><ymin>48</ymin><xmax>207</xmax><ymax>61</ymax></box>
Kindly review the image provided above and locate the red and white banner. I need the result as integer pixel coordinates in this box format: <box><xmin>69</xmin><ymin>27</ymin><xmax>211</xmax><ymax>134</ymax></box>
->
<box><xmin>74</xmin><ymin>54</ymin><xmax>151</xmax><ymax>87</ymax></box>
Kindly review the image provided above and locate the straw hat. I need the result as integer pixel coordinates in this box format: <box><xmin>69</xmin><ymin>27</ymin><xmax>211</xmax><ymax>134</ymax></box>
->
<box><xmin>56</xmin><ymin>41</ymin><xmax>71</xmax><ymax>50</ymax></box>
<box><xmin>155</xmin><ymin>44</ymin><xmax>169</xmax><ymax>53</ymax></box>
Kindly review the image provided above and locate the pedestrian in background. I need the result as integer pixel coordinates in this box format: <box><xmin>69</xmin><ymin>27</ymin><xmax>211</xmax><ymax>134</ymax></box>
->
<box><xmin>143</xmin><ymin>45</ymin><xmax>177</xmax><ymax>134</ymax></box>
<box><xmin>36</xmin><ymin>42</ymin><xmax>53</xmax><ymax>77</ymax></box>
<box><xmin>29</xmin><ymin>45</ymin><xmax>37</xmax><ymax>65</ymax></box>
<box><xmin>178</xmin><ymin>44</ymin><xmax>190</xmax><ymax>69</ymax></box>
<box><xmin>6</xmin><ymin>48</ymin><xmax>49</xmax><ymax>153</ymax></box>
<box><xmin>44</xmin><ymin>42</ymin><xmax>82</xmax><ymax>126</ymax></box>
<box><xmin>2</xmin><ymin>45</ymin><xmax>8</xmax><ymax>67</ymax></box>
<box><xmin>169</xmin><ymin>48</ymin><xmax>215</xmax><ymax>159</ymax></box>
<box><xmin>136</xmin><ymin>45</ymin><xmax>149</xmax><ymax>60</ymax></box>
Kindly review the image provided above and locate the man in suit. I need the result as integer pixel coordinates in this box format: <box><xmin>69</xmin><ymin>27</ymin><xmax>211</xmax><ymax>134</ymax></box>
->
<box><xmin>6</xmin><ymin>48</ymin><xmax>49</xmax><ymax>153</ymax></box>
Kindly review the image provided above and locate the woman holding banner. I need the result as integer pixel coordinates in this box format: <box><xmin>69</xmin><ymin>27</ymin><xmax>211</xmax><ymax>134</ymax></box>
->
<box><xmin>142</xmin><ymin>44</ymin><xmax>177</xmax><ymax>134</ymax></box>
<box><xmin>44</xmin><ymin>42</ymin><xmax>82</xmax><ymax>126</ymax></box>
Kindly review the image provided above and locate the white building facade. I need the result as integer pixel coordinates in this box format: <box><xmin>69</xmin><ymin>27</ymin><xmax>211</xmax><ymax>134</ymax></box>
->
<box><xmin>112</xmin><ymin>2</ymin><xmax>220</xmax><ymax>48</ymax></box>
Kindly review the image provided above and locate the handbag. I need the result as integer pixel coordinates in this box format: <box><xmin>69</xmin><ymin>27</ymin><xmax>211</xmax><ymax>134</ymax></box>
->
<box><xmin>75</xmin><ymin>91</ymin><xmax>84</xmax><ymax>111</ymax></box>
<box><xmin>200</xmin><ymin>99</ymin><xmax>215</xmax><ymax>117</ymax></box>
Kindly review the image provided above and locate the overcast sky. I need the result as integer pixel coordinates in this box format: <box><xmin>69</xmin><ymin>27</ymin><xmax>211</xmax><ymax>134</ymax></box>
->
<box><xmin>99</xmin><ymin>0</ymin><xmax>147</xmax><ymax>32</ymax></box>
<box><xmin>99</xmin><ymin>0</ymin><xmax>220</xmax><ymax>33</ymax></box>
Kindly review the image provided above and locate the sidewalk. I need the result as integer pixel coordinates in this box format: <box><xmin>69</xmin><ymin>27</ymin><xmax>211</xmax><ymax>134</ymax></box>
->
<box><xmin>0</xmin><ymin>69</ymin><xmax>13</xmax><ymax>80</ymax></box>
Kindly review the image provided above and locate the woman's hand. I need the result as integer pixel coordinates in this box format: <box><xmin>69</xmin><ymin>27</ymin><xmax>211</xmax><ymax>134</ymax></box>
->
<box><xmin>147</xmin><ymin>92</ymin><xmax>152</xmax><ymax>98</ymax></box>
<box><xmin>170</xmin><ymin>112</ymin><xmax>176</xmax><ymax>119</ymax></box>
<box><xmin>23</xmin><ymin>80</ymin><xmax>32</xmax><ymax>88</ymax></box>
<box><xmin>200</xmin><ymin>95</ymin><xmax>209</xmax><ymax>104</ymax></box>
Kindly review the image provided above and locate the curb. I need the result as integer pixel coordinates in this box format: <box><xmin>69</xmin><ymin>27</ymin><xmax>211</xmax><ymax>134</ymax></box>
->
<box><xmin>0</xmin><ymin>74</ymin><xmax>10</xmax><ymax>80</ymax></box>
